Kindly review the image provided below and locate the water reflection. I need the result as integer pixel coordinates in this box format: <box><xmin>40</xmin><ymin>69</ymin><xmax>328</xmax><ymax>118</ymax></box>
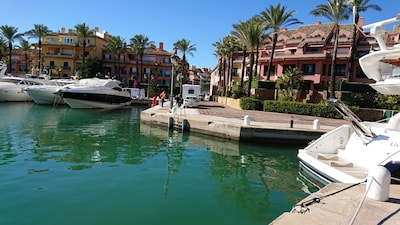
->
<box><xmin>0</xmin><ymin>103</ymin><xmax>317</xmax><ymax>225</ymax></box>
<box><xmin>140</xmin><ymin>123</ymin><xmax>317</xmax><ymax>220</ymax></box>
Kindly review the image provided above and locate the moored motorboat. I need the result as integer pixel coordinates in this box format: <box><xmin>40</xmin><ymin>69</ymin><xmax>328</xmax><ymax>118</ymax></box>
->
<box><xmin>298</xmin><ymin>14</ymin><xmax>400</xmax><ymax>186</ymax></box>
<box><xmin>0</xmin><ymin>76</ymin><xmax>50</xmax><ymax>102</ymax></box>
<box><xmin>57</xmin><ymin>78</ymin><xmax>133</xmax><ymax>109</ymax></box>
<box><xmin>24</xmin><ymin>79</ymin><xmax>77</xmax><ymax>105</ymax></box>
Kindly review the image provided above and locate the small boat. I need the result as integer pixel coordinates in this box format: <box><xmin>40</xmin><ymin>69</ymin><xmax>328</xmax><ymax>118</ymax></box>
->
<box><xmin>298</xmin><ymin>14</ymin><xmax>400</xmax><ymax>186</ymax></box>
<box><xmin>0</xmin><ymin>76</ymin><xmax>50</xmax><ymax>102</ymax></box>
<box><xmin>57</xmin><ymin>78</ymin><xmax>133</xmax><ymax>109</ymax></box>
<box><xmin>24</xmin><ymin>79</ymin><xmax>77</xmax><ymax>105</ymax></box>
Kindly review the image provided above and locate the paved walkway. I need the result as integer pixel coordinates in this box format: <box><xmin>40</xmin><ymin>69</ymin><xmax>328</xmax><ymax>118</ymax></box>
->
<box><xmin>142</xmin><ymin>100</ymin><xmax>348</xmax><ymax>144</ymax></box>
<box><xmin>196</xmin><ymin>101</ymin><xmax>347</xmax><ymax>128</ymax></box>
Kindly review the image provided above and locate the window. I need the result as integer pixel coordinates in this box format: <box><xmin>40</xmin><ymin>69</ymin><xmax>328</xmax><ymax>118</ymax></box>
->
<box><xmin>263</xmin><ymin>66</ymin><xmax>275</xmax><ymax>76</ymax></box>
<box><xmin>302</xmin><ymin>64</ymin><xmax>315</xmax><ymax>75</ymax></box>
<box><xmin>283</xmin><ymin>64</ymin><xmax>296</xmax><ymax>73</ymax></box>
<box><xmin>130</xmin><ymin>67</ymin><xmax>137</xmax><ymax>75</ymax></box>
<box><xmin>232</xmin><ymin>68</ymin><xmax>238</xmax><ymax>77</ymax></box>
<box><xmin>143</xmin><ymin>56</ymin><xmax>155</xmax><ymax>62</ymax></box>
<box><xmin>63</xmin><ymin>62</ymin><xmax>70</xmax><ymax>70</ymax></box>
<box><xmin>336</xmin><ymin>64</ymin><xmax>346</xmax><ymax>76</ymax></box>
<box><xmin>64</xmin><ymin>38</ymin><xmax>76</xmax><ymax>44</ymax></box>
<box><xmin>61</xmin><ymin>49</ymin><xmax>73</xmax><ymax>56</ymax></box>
<box><xmin>165</xmin><ymin>70</ymin><xmax>171</xmax><ymax>77</ymax></box>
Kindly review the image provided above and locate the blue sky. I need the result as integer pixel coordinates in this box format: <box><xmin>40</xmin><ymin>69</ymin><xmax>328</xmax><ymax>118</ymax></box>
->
<box><xmin>1</xmin><ymin>0</ymin><xmax>398</xmax><ymax>69</ymax></box>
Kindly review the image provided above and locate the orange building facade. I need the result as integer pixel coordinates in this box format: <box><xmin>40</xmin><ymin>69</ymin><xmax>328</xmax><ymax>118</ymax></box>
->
<box><xmin>11</xmin><ymin>26</ymin><xmax>175</xmax><ymax>89</ymax></box>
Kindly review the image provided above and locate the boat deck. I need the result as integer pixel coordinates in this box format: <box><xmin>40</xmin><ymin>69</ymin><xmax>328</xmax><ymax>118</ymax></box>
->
<box><xmin>308</xmin><ymin>151</ymin><xmax>368</xmax><ymax>181</ymax></box>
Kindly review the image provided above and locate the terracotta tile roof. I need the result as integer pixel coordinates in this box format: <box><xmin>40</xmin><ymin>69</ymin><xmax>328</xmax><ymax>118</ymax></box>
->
<box><xmin>264</xmin><ymin>22</ymin><xmax>356</xmax><ymax>48</ymax></box>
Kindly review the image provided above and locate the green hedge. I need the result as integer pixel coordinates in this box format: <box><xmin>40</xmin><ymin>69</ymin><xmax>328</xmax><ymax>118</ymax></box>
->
<box><xmin>240</xmin><ymin>98</ymin><xmax>261</xmax><ymax>110</ymax></box>
<box><xmin>262</xmin><ymin>100</ymin><xmax>359</xmax><ymax>119</ymax></box>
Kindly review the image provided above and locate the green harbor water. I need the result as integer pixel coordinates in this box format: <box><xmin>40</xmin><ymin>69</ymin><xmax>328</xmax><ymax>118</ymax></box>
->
<box><xmin>0</xmin><ymin>103</ymin><xmax>317</xmax><ymax>225</ymax></box>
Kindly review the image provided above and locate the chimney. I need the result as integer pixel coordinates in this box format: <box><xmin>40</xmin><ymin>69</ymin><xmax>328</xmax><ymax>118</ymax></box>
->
<box><xmin>358</xmin><ymin>17</ymin><xmax>365</xmax><ymax>27</ymax></box>
<box><xmin>94</xmin><ymin>27</ymin><xmax>99</xmax><ymax>32</ymax></box>
<box><xmin>315</xmin><ymin>20</ymin><xmax>322</xmax><ymax>25</ymax></box>
<box><xmin>159</xmin><ymin>42</ymin><xmax>164</xmax><ymax>51</ymax></box>
<box><xmin>61</xmin><ymin>27</ymin><xmax>65</xmax><ymax>33</ymax></box>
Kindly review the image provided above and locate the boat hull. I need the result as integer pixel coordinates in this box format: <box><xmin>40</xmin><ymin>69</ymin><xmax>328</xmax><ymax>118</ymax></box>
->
<box><xmin>25</xmin><ymin>86</ymin><xmax>64</xmax><ymax>105</ymax></box>
<box><xmin>0</xmin><ymin>86</ymin><xmax>32</xmax><ymax>102</ymax></box>
<box><xmin>62</xmin><ymin>97</ymin><xmax>131</xmax><ymax>109</ymax></box>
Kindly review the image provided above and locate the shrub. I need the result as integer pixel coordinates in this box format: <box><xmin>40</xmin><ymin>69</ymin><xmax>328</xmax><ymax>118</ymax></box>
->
<box><xmin>262</xmin><ymin>100</ymin><xmax>358</xmax><ymax>119</ymax></box>
<box><xmin>240</xmin><ymin>98</ymin><xmax>261</xmax><ymax>110</ymax></box>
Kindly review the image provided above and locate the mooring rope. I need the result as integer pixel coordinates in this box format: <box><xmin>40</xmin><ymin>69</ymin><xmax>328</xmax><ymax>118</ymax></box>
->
<box><xmin>291</xmin><ymin>181</ymin><xmax>364</xmax><ymax>214</ymax></box>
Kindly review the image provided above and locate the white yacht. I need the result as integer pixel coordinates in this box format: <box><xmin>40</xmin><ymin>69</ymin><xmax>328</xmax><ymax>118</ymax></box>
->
<box><xmin>0</xmin><ymin>76</ymin><xmax>50</xmax><ymax>102</ymax></box>
<box><xmin>24</xmin><ymin>79</ymin><xmax>77</xmax><ymax>105</ymax></box>
<box><xmin>298</xmin><ymin>14</ymin><xmax>400</xmax><ymax>186</ymax></box>
<box><xmin>57</xmin><ymin>78</ymin><xmax>133</xmax><ymax>109</ymax></box>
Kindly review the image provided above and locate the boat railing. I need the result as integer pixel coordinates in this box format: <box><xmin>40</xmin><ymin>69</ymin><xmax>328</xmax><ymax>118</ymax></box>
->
<box><xmin>329</xmin><ymin>98</ymin><xmax>376</xmax><ymax>142</ymax></box>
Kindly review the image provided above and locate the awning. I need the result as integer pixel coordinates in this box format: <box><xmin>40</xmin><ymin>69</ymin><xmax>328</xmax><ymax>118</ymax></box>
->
<box><xmin>309</xmin><ymin>44</ymin><xmax>324</xmax><ymax>47</ymax></box>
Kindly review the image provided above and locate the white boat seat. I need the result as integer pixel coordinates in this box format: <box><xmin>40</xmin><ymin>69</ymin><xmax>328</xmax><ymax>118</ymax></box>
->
<box><xmin>317</xmin><ymin>154</ymin><xmax>338</xmax><ymax>161</ymax></box>
<box><xmin>331</xmin><ymin>161</ymin><xmax>353</xmax><ymax>167</ymax></box>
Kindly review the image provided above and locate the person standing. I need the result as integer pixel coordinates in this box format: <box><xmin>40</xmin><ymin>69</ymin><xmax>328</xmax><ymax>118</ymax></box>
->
<box><xmin>159</xmin><ymin>91</ymin><xmax>166</xmax><ymax>107</ymax></box>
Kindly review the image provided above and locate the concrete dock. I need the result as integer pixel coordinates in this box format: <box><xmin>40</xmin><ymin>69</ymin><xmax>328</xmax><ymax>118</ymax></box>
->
<box><xmin>140</xmin><ymin>101</ymin><xmax>347</xmax><ymax>145</ymax></box>
<box><xmin>271</xmin><ymin>183</ymin><xmax>400</xmax><ymax>225</ymax></box>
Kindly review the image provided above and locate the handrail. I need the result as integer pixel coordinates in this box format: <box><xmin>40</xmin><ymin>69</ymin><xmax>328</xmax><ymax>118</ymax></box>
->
<box><xmin>329</xmin><ymin>98</ymin><xmax>376</xmax><ymax>142</ymax></box>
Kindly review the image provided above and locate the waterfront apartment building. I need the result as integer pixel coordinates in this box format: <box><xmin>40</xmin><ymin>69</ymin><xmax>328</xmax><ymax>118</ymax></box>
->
<box><xmin>212</xmin><ymin>19</ymin><xmax>400</xmax><ymax>98</ymax></box>
<box><xmin>12</xmin><ymin>26</ymin><xmax>175</xmax><ymax>89</ymax></box>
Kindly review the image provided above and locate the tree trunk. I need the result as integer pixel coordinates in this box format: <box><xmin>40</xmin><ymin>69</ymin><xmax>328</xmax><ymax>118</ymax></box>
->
<box><xmin>240</xmin><ymin>48</ymin><xmax>246</xmax><ymax>88</ymax></box>
<box><xmin>135</xmin><ymin>57</ymin><xmax>139</xmax><ymax>82</ymax></box>
<box><xmin>255</xmin><ymin>40</ymin><xmax>260</xmax><ymax>81</ymax></box>
<box><xmin>222</xmin><ymin>58</ymin><xmax>226</xmax><ymax>96</ymax></box>
<box><xmin>8</xmin><ymin>43</ymin><xmax>12</xmax><ymax>74</ymax></box>
<box><xmin>38</xmin><ymin>40</ymin><xmax>42</xmax><ymax>74</ymax></box>
<box><xmin>218</xmin><ymin>58</ymin><xmax>222</xmax><ymax>90</ymax></box>
<box><xmin>230</xmin><ymin>55</ymin><xmax>234</xmax><ymax>91</ymax></box>
<box><xmin>247</xmin><ymin>53</ymin><xmax>254</xmax><ymax>97</ymax></box>
<box><xmin>267</xmin><ymin>33</ymin><xmax>278</xmax><ymax>80</ymax></box>
<box><xmin>330</xmin><ymin>24</ymin><xmax>340</xmax><ymax>99</ymax></box>
<box><xmin>348</xmin><ymin>12</ymin><xmax>359</xmax><ymax>81</ymax></box>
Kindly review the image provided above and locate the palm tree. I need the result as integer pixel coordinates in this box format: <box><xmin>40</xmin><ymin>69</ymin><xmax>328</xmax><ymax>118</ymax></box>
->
<box><xmin>0</xmin><ymin>37</ymin><xmax>7</xmax><ymax>60</ymax></box>
<box><xmin>213</xmin><ymin>38</ymin><xmax>230</xmax><ymax>94</ymax></box>
<box><xmin>74</xmin><ymin>23</ymin><xmax>91</xmax><ymax>74</ymax></box>
<box><xmin>173</xmin><ymin>38</ymin><xmax>197</xmax><ymax>77</ymax></box>
<box><xmin>25</xmin><ymin>24</ymin><xmax>50</xmax><ymax>75</ymax></box>
<box><xmin>17</xmin><ymin>39</ymin><xmax>32</xmax><ymax>73</ymax></box>
<box><xmin>129</xmin><ymin>40</ymin><xmax>140</xmax><ymax>82</ymax></box>
<box><xmin>223</xmin><ymin>36</ymin><xmax>239</xmax><ymax>93</ymax></box>
<box><xmin>345</xmin><ymin>0</ymin><xmax>381</xmax><ymax>80</ymax></box>
<box><xmin>104</xmin><ymin>35</ymin><xmax>125</xmax><ymax>80</ymax></box>
<box><xmin>0</xmin><ymin>25</ymin><xmax>23</xmax><ymax>74</ymax></box>
<box><xmin>276</xmin><ymin>67</ymin><xmax>304</xmax><ymax>101</ymax></box>
<box><xmin>231</xmin><ymin>19</ymin><xmax>267</xmax><ymax>97</ymax></box>
<box><xmin>212</xmin><ymin>38</ymin><xmax>226</xmax><ymax>91</ymax></box>
<box><xmin>311</xmin><ymin>0</ymin><xmax>351</xmax><ymax>98</ymax></box>
<box><xmin>260</xmin><ymin>3</ymin><xmax>302</xmax><ymax>80</ymax></box>
<box><xmin>231</xmin><ymin>21</ymin><xmax>249</xmax><ymax>89</ymax></box>
<box><xmin>129</xmin><ymin>34</ymin><xmax>153</xmax><ymax>83</ymax></box>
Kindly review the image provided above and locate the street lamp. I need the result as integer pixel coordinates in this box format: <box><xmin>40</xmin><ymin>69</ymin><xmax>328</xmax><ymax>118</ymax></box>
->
<box><xmin>177</xmin><ymin>73</ymin><xmax>183</xmax><ymax>96</ymax></box>
<box><xmin>170</xmin><ymin>54</ymin><xmax>177</xmax><ymax>110</ymax></box>
<box><xmin>146</xmin><ymin>74</ymin><xmax>153</xmax><ymax>98</ymax></box>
